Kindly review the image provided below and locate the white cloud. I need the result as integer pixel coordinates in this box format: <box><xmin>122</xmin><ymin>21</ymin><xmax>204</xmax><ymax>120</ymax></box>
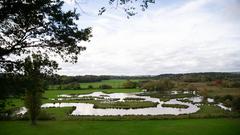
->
<box><xmin>58</xmin><ymin>0</ymin><xmax>240</xmax><ymax>75</ymax></box>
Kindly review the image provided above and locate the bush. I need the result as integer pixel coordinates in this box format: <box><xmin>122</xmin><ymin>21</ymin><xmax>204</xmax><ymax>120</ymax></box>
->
<box><xmin>141</xmin><ymin>79</ymin><xmax>174</xmax><ymax>92</ymax></box>
<box><xmin>61</xmin><ymin>82</ymin><xmax>81</xmax><ymax>90</ymax></box>
<box><xmin>232</xmin><ymin>97</ymin><xmax>240</xmax><ymax>112</ymax></box>
<box><xmin>161</xmin><ymin>104</ymin><xmax>189</xmax><ymax>109</ymax></box>
<box><xmin>214</xmin><ymin>96</ymin><xmax>221</xmax><ymax>102</ymax></box>
<box><xmin>88</xmin><ymin>85</ymin><xmax>93</xmax><ymax>89</ymax></box>
<box><xmin>99</xmin><ymin>84</ymin><xmax>112</xmax><ymax>89</ymax></box>
<box><xmin>222</xmin><ymin>95</ymin><xmax>233</xmax><ymax>101</ymax></box>
<box><xmin>186</xmin><ymin>84</ymin><xmax>197</xmax><ymax>91</ymax></box>
<box><xmin>122</xmin><ymin>80</ymin><xmax>137</xmax><ymax>89</ymax></box>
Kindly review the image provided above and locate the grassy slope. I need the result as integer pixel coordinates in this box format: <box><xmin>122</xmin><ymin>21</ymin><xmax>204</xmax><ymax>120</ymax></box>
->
<box><xmin>1</xmin><ymin>119</ymin><xmax>240</xmax><ymax>135</ymax></box>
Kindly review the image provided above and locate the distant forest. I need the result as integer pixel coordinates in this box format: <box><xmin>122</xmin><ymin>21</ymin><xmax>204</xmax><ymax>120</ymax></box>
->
<box><xmin>45</xmin><ymin>72</ymin><xmax>240</xmax><ymax>84</ymax></box>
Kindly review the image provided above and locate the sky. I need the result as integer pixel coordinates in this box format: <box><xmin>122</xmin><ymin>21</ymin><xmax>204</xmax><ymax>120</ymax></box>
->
<box><xmin>58</xmin><ymin>0</ymin><xmax>240</xmax><ymax>75</ymax></box>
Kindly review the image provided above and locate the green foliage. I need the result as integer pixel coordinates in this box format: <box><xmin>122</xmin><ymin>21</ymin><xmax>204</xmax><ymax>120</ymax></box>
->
<box><xmin>176</xmin><ymin>99</ymin><xmax>193</xmax><ymax>103</ymax></box>
<box><xmin>199</xmin><ymin>88</ymin><xmax>208</xmax><ymax>103</ymax></box>
<box><xmin>0</xmin><ymin>0</ymin><xmax>92</xmax><ymax>70</ymax></box>
<box><xmin>214</xmin><ymin>95</ymin><xmax>234</xmax><ymax>108</ymax></box>
<box><xmin>88</xmin><ymin>85</ymin><xmax>93</xmax><ymax>89</ymax></box>
<box><xmin>93</xmin><ymin>101</ymin><xmax>158</xmax><ymax>109</ymax></box>
<box><xmin>49</xmin><ymin>79</ymin><xmax>131</xmax><ymax>89</ymax></box>
<box><xmin>99</xmin><ymin>84</ymin><xmax>112</xmax><ymax>89</ymax></box>
<box><xmin>161</xmin><ymin>104</ymin><xmax>189</xmax><ymax>109</ymax></box>
<box><xmin>0</xmin><ymin>0</ymin><xmax>92</xmax><ymax>124</ymax></box>
<box><xmin>122</xmin><ymin>80</ymin><xmax>137</xmax><ymax>89</ymax></box>
<box><xmin>123</xmin><ymin>97</ymin><xmax>145</xmax><ymax>101</ymax></box>
<box><xmin>59</xmin><ymin>83</ymin><xmax>81</xmax><ymax>90</ymax></box>
<box><xmin>19</xmin><ymin>54</ymin><xmax>57</xmax><ymax>125</ymax></box>
<box><xmin>99</xmin><ymin>0</ymin><xmax>155</xmax><ymax>18</ymax></box>
<box><xmin>0</xmin><ymin>74</ymin><xmax>26</xmax><ymax>110</ymax></box>
<box><xmin>140</xmin><ymin>91</ymin><xmax>194</xmax><ymax>102</ymax></box>
<box><xmin>186</xmin><ymin>84</ymin><xmax>198</xmax><ymax>91</ymax></box>
<box><xmin>47</xmin><ymin>75</ymin><xmax>110</xmax><ymax>85</ymax></box>
<box><xmin>142</xmin><ymin>79</ymin><xmax>175</xmax><ymax>92</ymax></box>
<box><xmin>232</xmin><ymin>97</ymin><xmax>240</xmax><ymax>112</ymax></box>
<box><xmin>24</xmin><ymin>89</ymin><xmax>42</xmax><ymax>124</ymax></box>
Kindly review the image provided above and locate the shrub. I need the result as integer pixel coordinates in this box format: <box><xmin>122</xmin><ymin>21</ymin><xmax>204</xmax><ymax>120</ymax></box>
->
<box><xmin>61</xmin><ymin>82</ymin><xmax>81</xmax><ymax>90</ymax></box>
<box><xmin>88</xmin><ymin>85</ymin><xmax>93</xmax><ymax>89</ymax></box>
<box><xmin>161</xmin><ymin>104</ymin><xmax>189</xmax><ymax>109</ymax></box>
<box><xmin>141</xmin><ymin>79</ymin><xmax>174</xmax><ymax>92</ymax></box>
<box><xmin>186</xmin><ymin>84</ymin><xmax>197</xmax><ymax>91</ymax></box>
<box><xmin>222</xmin><ymin>95</ymin><xmax>233</xmax><ymax>101</ymax></box>
<box><xmin>122</xmin><ymin>80</ymin><xmax>137</xmax><ymax>89</ymax></box>
<box><xmin>99</xmin><ymin>84</ymin><xmax>112</xmax><ymax>89</ymax></box>
<box><xmin>232</xmin><ymin>97</ymin><xmax>240</xmax><ymax>112</ymax></box>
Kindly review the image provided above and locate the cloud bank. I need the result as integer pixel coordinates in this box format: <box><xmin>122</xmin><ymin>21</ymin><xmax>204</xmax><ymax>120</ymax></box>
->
<box><xmin>59</xmin><ymin>0</ymin><xmax>240</xmax><ymax>75</ymax></box>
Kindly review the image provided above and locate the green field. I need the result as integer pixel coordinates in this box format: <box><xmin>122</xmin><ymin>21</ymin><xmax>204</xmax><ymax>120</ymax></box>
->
<box><xmin>1</xmin><ymin>119</ymin><xmax>240</xmax><ymax>135</ymax></box>
<box><xmin>78</xmin><ymin>79</ymin><xmax>131</xmax><ymax>88</ymax></box>
<box><xmin>48</xmin><ymin>79</ymin><xmax>141</xmax><ymax>89</ymax></box>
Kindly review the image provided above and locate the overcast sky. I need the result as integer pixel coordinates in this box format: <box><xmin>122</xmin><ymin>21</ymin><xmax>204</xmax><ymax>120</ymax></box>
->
<box><xmin>58</xmin><ymin>0</ymin><xmax>240</xmax><ymax>75</ymax></box>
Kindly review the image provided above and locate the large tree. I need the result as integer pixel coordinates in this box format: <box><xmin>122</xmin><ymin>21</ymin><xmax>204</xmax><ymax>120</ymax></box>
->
<box><xmin>0</xmin><ymin>0</ymin><xmax>91</xmax><ymax>123</ymax></box>
<box><xmin>0</xmin><ymin>0</ymin><xmax>154</xmax><ymax>123</ymax></box>
<box><xmin>0</xmin><ymin>0</ymin><xmax>92</xmax><ymax>71</ymax></box>
<box><xmin>22</xmin><ymin>54</ymin><xmax>57</xmax><ymax>125</ymax></box>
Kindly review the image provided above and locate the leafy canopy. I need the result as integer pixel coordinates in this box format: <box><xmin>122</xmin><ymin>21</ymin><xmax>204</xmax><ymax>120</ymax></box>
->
<box><xmin>0</xmin><ymin>0</ymin><xmax>92</xmax><ymax>72</ymax></box>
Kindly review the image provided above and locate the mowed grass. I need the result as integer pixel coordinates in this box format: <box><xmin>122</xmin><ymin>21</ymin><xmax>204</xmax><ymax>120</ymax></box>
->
<box><xmin>0</xmin><ymin>119</ymin><xmax>240</xmax><ymax>135</ymax></box>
